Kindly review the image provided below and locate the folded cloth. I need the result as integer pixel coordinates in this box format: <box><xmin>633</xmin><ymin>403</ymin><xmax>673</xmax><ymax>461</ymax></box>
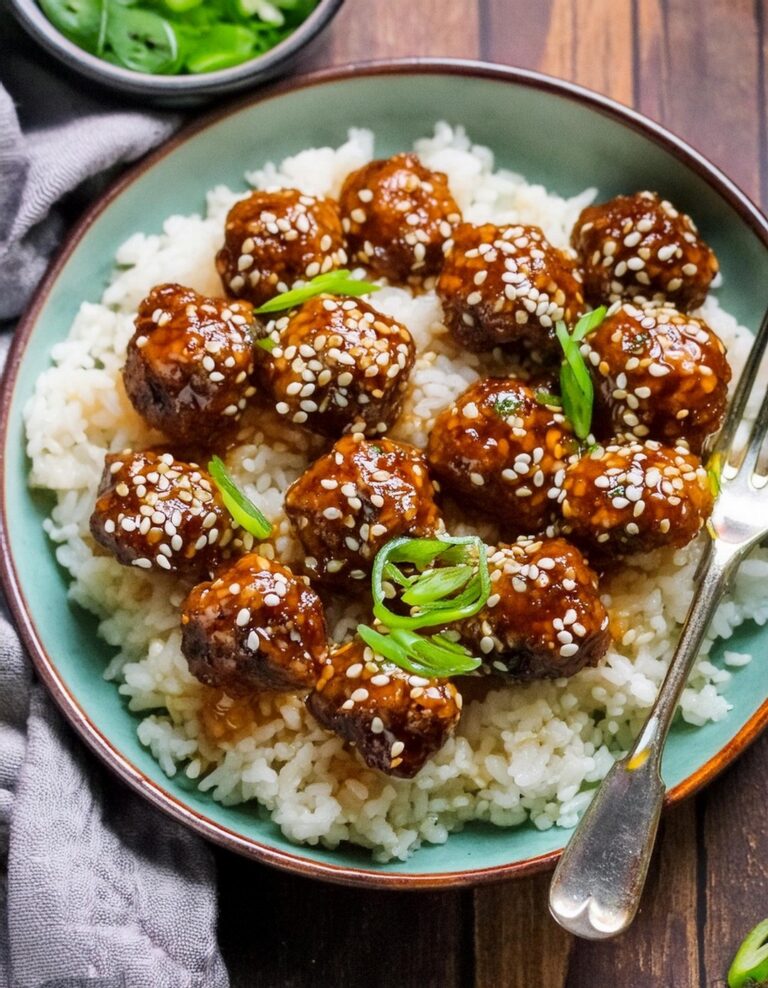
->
<box><xmin>0</xmin><ymin>12</ymin><xmax>180</xmax><ymax>321</ymax></box>
<box><xmin>0</xmin><ymin>14</ymin><xmax>230</xmax><ymax>987</ymax></box>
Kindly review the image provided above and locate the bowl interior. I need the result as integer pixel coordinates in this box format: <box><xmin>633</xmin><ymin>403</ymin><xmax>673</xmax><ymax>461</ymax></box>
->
<box><xmin>4</xmin><ymin>65</ymin><xmax>768</xmax><ymax>883</ymax></box>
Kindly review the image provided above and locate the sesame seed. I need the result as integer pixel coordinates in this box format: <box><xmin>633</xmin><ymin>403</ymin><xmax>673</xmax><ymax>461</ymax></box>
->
<box><xmin>236</xmin><ymin>608</ymin><xmax>250</xmax><ymax>626</ymax></box>
<box><xmin>350</xmin><ymin>688</ymin><xmax>369</xmax><ymax>703</ymax></box>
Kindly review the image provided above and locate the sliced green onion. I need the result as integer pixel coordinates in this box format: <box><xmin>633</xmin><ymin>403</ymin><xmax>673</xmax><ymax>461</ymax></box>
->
<box><xmin>357</xmin><ymin>625</ymin><xmax>481</xmax><ymax>678</ymax></box>
<box><xmin>357</xmin><ymin>624</ymin><xmax>410</xmax><ymax>667</ymax></box>
<box><xmin>371</xmin><ymin>535</ymin><xmax>490</xmax><ymax>632</ymax></box>
<box><xmin>385</xmin><ymin>536</ymin><xmax>451</xmax><ymax>567</ymax></box>
<box><xmin>185</xmin><ymin>22</ymin><xmax>256</xmax><ymax>72</ymax></box>
<box><xmin>106</xmin><ymin>4</ymin><xmax>181</xmax><ymax>73</ymax></box>
<box><xmin>254</xmin><ymin>269</ymin><xmax>381</xmax><ymax>314</ymax></box>
<box><xmin>254</xmin><ymin>335</ymin><xmax>277</xmax><ymax>352</ymax></box>
<box><xmin>401</xmin><ymin>565</ymin><xmax>473</xmax><ymax>606</ymax></box>
<box><xmin>357</xmin><ymin>625</ymin><xmax>443</xmax><ymax>677</ymax></box>
<box><xmin>208</xmin><ymin>455</ymin><xmax>271</xmax><ymax>539</ymax></box>
<box><xmin>555</xmin><ymin>307</ymin><xmax>606</xmax><ymax>441</ymax></box>
<box><xmin>572</xmin><ymin>305</ymin><xmax>607</xmax><ymax>342</ymax></box>
<box><xmin>357</xmin><ymin>534</ymin><xmax>490</xmax><ymax>678</ymax></box>
<box><xmin>534</xmin><ymin>389</ymin><xmax>562</xmax><ymax>407</ymax></box>
<box><xmin>390</xmin><ymin>629</ymin><xmax>481</xmax><ymax>674</ymax></box>
<box><xmin>40</xmin><ymin>0</ymin><xmax>104</xmax><ymax>47</ymax></box>
<box><xmin>382</xmin><ymin>562</ymin><xmax>415</xmax><ymax>589</ymax></box>
<box><xmin>728</xmin><ymin>919</ymin><xmax>768</xmax><ymax>988</ymax></box>
<box><xmin>161</xmin><ymin>0</ymin><xmax>202</xmax><ymax>12</ymax></box>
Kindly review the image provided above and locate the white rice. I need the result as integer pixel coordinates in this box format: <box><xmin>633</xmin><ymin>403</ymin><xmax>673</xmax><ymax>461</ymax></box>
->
<box><xmin>24</xmin><ymin>124</ymin><xmax>768</xmax><ymax>862</ymax></box>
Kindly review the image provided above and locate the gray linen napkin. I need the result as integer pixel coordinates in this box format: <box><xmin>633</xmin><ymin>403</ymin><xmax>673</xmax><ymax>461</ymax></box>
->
<box><xmin>1</xmin><ymin>15</ymin><xmax>230</xmax><ymax>988</ymax></box>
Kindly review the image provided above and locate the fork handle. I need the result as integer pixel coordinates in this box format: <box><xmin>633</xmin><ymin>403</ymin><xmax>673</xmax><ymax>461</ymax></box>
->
<box><xmin>549</xmin><ymin>544</ymin><xmax>735</xmax><ymax>939</ymax></box>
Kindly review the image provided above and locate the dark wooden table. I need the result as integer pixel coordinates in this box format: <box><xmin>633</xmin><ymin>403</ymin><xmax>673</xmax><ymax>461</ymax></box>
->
<box><xmin>216</xmin><ymin>3</ymin><xmax>768</xmax><ymax>985</ymax></box>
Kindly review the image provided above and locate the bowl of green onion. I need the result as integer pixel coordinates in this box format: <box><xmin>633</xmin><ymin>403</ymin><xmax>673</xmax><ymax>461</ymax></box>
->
<box><xmin>8</xmin><ymin>0</ymin><xmax>343</xmax><ymax>104</ymax></box>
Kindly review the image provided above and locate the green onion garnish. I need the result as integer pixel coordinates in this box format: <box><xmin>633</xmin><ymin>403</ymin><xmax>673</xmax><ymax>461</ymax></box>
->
<box><xmin>371</xmin><ymin>535</ymin><xmax>490</xmax><ymax>631</ymax></box>
<box><xmin>254</xmin><ymin>336</ymin><xmax>277</xmax><ymax>352</ymax></box>
<box><xmin>254</xmin><ymin>269</ymin><xmax>381</xmax><ymax>315</ymax></box>
<box><xmin>728</xmin><ymin>919</ymin><xmax>768</xmax><ymax>988</ymax></box>
<box><xmin>534</xmin><ymin>389</ymin><xmax>562</xmax><ymax>408</ymax></box>
<box><xmin>208</xmin><ymin>455</ymin><xmax>271</xmax><ymax>540</ymax></box>
<box><xmin>555</xmin><ymin>306</ymin><xmax>606</xmax><ymax>441</ymax></box>
<box><xmin>357</xmin><ymin>535</ymin><xmax>491</xmax><ymax>678</ymax></box>
<box><xmin>357</xmin><ymin>625</ymin><xmax>481</xmax><ymax>678</ymax></box>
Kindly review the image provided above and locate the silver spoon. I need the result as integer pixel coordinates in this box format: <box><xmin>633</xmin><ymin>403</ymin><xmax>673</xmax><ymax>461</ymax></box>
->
<box><xmin>549</xmin><ymin>307</ymin><xmax>768</xmax><ymax>940</ymax></box>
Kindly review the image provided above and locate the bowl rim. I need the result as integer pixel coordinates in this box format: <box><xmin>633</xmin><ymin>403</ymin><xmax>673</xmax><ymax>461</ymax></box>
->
<box><xmin>7</xmin><ymin>0</ymin><xmax>344</xmax><ymax>95</ymax></box>
<box><xmin>3</xmin><ymin>56</ymin><xmax>768</xmax><ymax>890</ymax></box>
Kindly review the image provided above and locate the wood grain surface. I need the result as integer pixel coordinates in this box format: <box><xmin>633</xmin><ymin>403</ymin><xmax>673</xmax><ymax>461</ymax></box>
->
<box><xmin>217</xmin><ymin>2</ymin><xmax>768</xmax><ymax>985</ymax></box>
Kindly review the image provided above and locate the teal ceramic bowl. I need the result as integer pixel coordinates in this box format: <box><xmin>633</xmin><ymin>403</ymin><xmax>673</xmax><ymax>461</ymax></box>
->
<box><xmin>3</xmin><ymin>60</ymin><xmax>768</xmax><ymax>889</ymax></box>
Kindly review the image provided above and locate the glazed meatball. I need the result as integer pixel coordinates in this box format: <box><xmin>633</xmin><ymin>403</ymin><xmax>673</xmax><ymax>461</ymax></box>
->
<box><xmin>571</xmin><ymin>191</ymin><xmax>719</xmax><ymax>310</ymax></box>
<box><xmin>307</xmin><ymin>638</ymin><xmax>462</xmax><ymax>778</ymax></box>
<box><xmin>284</xmin><ymin>435</ymin><xmax>442</xmax><ymax>587</ymax></box>
<box><xmin>426</xmin><ymin>377</ymin><xmax>578</xmax><ymax>534</ymax></box>
<box><xmin>180</xmin><ymin>553</ymin><xmax>328</xmax><ymax>695</ymax></box>
<box><xmin>123</xmin><ymin>283</ymin><xmax>257</xmax><ymax>444</ymax></box>
<box><xmin>254</xmin><ymin>294</ymin><xmax>415</xmax><ymax>437</ymax></box>
<box><xmin>216</xmin><ymin>188</ymin><xmax>347</xmax><ymax>306</ymax></box>
<box><xmin>559</xmin><ymin>439</ymin><xmax>713</xmax><ymax>556</ymax></box>
<box><xmin>584</xmin><ymin>302</ymin><xmax>731</xmax><ymax>452</ymax></box>
<box><xmin>460</xmin><ymin>537</ymin><xmax>610</xmax><ymax>679</ymax></box>
<box><xmin>437</xmin><ymin>223</ymin><xmax>584</xmax><ymax>356</ymax></box>
<box><xmin>90</xmin><ymin>450</ymin><xmax>243</xmax><ymax>580</ymax></box>
<box><xmin>338</xmin><ymin>152</ymin><xmax>462</xmax><ymax>282</ymax></box>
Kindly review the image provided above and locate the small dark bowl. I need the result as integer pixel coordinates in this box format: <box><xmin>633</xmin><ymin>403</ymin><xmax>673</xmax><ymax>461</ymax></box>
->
<box><xmin>7</xmin><ymin>0</ymin><xmax>344</xmax><ymax>106</ymax></box>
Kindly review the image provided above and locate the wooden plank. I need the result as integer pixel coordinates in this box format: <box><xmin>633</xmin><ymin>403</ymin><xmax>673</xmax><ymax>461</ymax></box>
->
<box><xmin>301</xmin><ymin>0</ymin><xmax>482</xmax><ymax>70</ymax></box>
<box><xmin>474</xmin><ymin>872</ymin><xmax>573</xmax><ymax>988</ymax></box>
<box><xmin>635</xmin><ymin>0</ymin><xmax>761</xmax><ymax>202</ymax></box>
<box><xmin>700</xmin><ymin>733</ymin><xmax>768</xmax><ymax>986</ymax></box>
<box><xmin>565</xmin><ymin>801</ymin><xmax>700</xmax><ymax>987</ymax></box>
<box><xmin>481</xmin><ymin>0</ymin><xmax>633</xmax><ymax>104</ymax></box>
<box><xmin>217</xmin><ymin>855</ymin><xmax>470</xmax><ymax>988</ymax></box>
<box><xmin>479</xmin><ymin>0</ymin><xmax>554</xmax><ymax>68</ymax></box>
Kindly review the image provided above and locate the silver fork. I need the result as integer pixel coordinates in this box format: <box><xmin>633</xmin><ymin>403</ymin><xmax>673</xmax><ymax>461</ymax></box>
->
<box><xmin>548</xmin><ymin>308</ymin><xmax>768</xmax><ymax>940</ymax></box>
